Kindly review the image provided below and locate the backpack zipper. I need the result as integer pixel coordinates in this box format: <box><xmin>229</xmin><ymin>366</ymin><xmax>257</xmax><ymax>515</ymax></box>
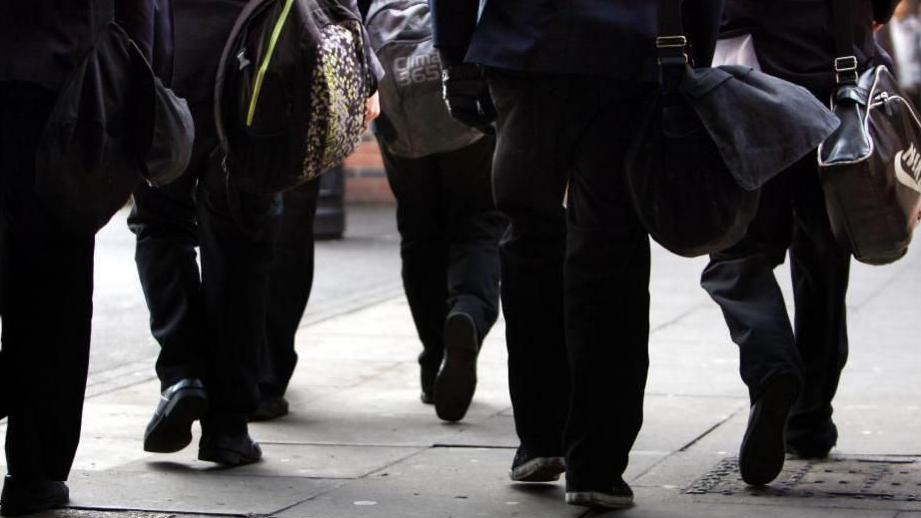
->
<box><xmin>246</xmin><ymin>0</ymin><xmax>296</xmax><ymax>127</ymax></box>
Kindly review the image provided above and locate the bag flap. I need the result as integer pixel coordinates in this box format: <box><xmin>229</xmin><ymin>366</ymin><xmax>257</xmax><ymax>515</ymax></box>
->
<box><xmin>679</xmin><ymin>66</ymin><xmax>736</xmax><ymax>99</ymax></box>
<box><xmin>685</xmin><ymin>66</ymin><xmax>840</xmax><ymax>191</ymax></box>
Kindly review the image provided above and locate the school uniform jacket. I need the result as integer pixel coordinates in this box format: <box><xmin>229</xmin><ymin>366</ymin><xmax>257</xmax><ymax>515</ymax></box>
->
<box><xmin>723</xmin><ymin>0</ymin><xmax>900</xmax><ymax>94</ymax></box>
<box><xmin>430</xmin><ymin>0</ymin><xmax>724</xmax><ymax>81</ymax></box>
<box><xmin>0</xmin><ymin>0</ymin><xmax>156</xmax><ymax>91</ymax></box>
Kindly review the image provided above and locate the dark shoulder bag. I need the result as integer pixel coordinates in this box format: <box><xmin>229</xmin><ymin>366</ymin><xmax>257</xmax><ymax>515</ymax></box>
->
<box><xmin>625</xmin><ymin>0</ymin><xmax>839</xmax><ymax>257</ymax></box>
<box><xmin>35</xmin><ymin>0</ymin><xmax>193</xmax><ymax>236</ymax></box>
<box><xmin>818</xmin><ymin>0</ymin><xmax>921</xmax><ymax>265</ymax></box>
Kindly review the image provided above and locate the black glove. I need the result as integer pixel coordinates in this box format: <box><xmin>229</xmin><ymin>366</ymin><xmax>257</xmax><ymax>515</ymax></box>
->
<box><xmin>441</xmin><ymin>62</ymin><xmax>497</xmax><ymax>135</ymax></box>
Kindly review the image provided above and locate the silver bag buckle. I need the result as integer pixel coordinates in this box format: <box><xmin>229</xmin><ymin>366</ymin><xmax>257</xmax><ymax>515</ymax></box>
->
<box><xmin>835</xmin><ymin>56</ymin><xmax>859</xmax><ymax>84</ymax></box>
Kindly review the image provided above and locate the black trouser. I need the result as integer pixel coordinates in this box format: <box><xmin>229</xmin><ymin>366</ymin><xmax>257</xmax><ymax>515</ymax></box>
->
<box><xmin>129</xmin><ymin>98</ymin><xmax>281</xmax><ymax>433</ymax></box>
<box><xmin>0</xmin><ymin>82</ymin><xmax>95</xmax><ymax>482</ymax></box>
<box><xmin>489</xmin><ymin>71</ymin><xmax>652</xmax><ymax>489</ymax></box>
<box><xmin>702</xmin><ymin>155</ymin><xmax>850</xmax><ymax>442</ymax></box>
<box><xmin>261</xmin><ymin>179</ymin><xmax>320</xmax><ymax>398</ymax></box>
<box><xmin>380</xmin><ymin>136</ymin><xmax>504</xmax><ymax>374</ymax></box>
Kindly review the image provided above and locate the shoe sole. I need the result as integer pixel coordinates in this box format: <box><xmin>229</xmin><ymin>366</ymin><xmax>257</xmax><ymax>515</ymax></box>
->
<box><xmin>510</xmin><ymin>457</ymin><xmax>566</xmax><ymax>482</ymax></box>
<box><xmin>198</xmin><ymin>446</ymin><xmax>262</xmax><ymax>467</ymax></box>
<box><xmin>434</xmin><ymin>314</ymin><xmax>478</xmax><ymax>422</ymax></box>
<box><xmin>565</xmin><ymin>491</ymin><xmax>634</xmax><ymax>509</ymax></box>
<box><xmin>739</xmin><ymin>375</ymin><xmax>799</xmax><ymax>486</ymax></box>
<box><xmin>144</xmin><ymin>388</ymin><xmax>208</xmax><ymax>454</ymax></box>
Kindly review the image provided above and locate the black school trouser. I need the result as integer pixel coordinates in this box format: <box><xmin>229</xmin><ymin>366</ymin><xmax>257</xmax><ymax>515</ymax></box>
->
<box><xmin>702</xmin><ymin>154</ymin><xmax>850</xmax><ymax>444</ymax></box>
<box><xmin>261</xmin><ymin>179</ymin><xmax>320</xmax><ymax>398</ymax></box>
<box><xmin>380</xmin><ymin>136</ymin><xmax>504</xmax><ymax>374</ymax></box>
<box><xmin>129</xmin><ymin>98</ymin><xmax>282</xmax><ymax>433</ymax></box>
<box><xmin>488</xmin><ymin>70</ymin><xmax>652</xmax><ymax>490</ymax></box>
<box><xmin>0</xmin><ymin>82</ymin><xmax>95</xmax><ymax>482</ymax></box>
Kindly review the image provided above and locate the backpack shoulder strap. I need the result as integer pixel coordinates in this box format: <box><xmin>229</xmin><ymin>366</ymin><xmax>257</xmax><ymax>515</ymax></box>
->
<box><xmin>832</xmin><ymin>0</ymin><xmax>859</xmax><ymax>84</ymax></box>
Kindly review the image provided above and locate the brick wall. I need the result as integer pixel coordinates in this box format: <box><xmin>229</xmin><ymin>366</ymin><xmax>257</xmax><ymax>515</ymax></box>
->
<box><xmin>343</xmin><ymin>134</ymin><xmax>395</xmax><ymax>204</ymax></box>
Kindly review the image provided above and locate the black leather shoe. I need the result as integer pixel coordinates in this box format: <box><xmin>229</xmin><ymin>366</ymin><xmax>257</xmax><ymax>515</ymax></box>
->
<box><xmin>509</xmin><ymin>446</ymin><xmax>565</xmax><ymax>482</ymax></box>
<box><xmin>434</xmin><ymin>312</ymin><xmax>479</xmax><ymax>422</ymax></box>
<box><xmin>739</xmin><ymin>373</ymin><xmax>799</xmax><ymax>486</ymax></box>
<box><xmin>0</xmin><ymin>476</ymin><xmax>69</xmax><ymax>516</ymax></box>
<box><xmin>249</xmin><ymin>396</ymin><xmax>289</xmax><ymax>422</ymax></box>
<box><xmin>199</xmin><ymin>432</ymin><xmax>263</xmax><ymax>467</ymax></box>
<box><xmin>144</xmin><ymin>378</ymin><xmax>208</xmax><ymax>453</ymax></box>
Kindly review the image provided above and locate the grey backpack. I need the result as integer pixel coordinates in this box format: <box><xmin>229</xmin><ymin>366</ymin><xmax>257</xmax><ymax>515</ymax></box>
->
<box><xmin>364</xmin><ymin>0</ymin><xmax>482</xmax><ymax>158</ymax></box>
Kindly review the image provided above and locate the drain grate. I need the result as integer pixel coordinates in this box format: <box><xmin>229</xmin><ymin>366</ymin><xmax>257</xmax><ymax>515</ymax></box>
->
<box><xmin>687</xmin><ymin>456</ymin><xmax>921</xmax><ymax>502</ymax></box>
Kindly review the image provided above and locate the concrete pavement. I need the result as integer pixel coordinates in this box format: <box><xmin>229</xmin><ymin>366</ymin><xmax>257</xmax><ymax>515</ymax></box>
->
<box><xmin>3</xmin><ymin>206</ymin><xmax>921</xmax><ymax>517</ymax></box>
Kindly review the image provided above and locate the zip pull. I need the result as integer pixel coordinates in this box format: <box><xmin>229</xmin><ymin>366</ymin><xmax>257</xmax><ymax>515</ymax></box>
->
<box><xmin>880</xmin><ymin>91</ymin><xmax>894</xmax><ymax>117</ymax></box>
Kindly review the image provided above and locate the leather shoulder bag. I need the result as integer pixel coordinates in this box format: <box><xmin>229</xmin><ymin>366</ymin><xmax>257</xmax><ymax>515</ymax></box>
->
<box><xmin>818</xmin><ymin>0</ymin><xmax>921</xmax><ymax>265</ymax></box>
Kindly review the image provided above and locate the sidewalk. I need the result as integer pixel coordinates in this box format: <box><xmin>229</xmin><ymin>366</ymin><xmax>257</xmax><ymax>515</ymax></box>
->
<box><xmin>3</xmin><ymin>239</ymin><xmax>921</xmax><ymax>518</ymax></box>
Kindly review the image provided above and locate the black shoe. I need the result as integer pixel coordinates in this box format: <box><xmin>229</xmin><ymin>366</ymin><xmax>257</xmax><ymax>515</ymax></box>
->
<box><xmin>565</xmin><ymin>479</ymin><xmax>634</xmax><ymax>509</ymax></box>
<box><xmin>144</xmin><ymin>378</ymin><xmax>208</xmax><ymax>454</ymax></box>
<box><xmin>199</xmin><ymin>432</ymin><xmax>263</xmax><ymax>467</ymax></box>
<box><xmin>739</xmin><ymin>373</ymin><xmax>799</xmax><ymax>486</ymax></box>
<box><xmin>509</xmin><ymin>446</ymin><xmax>565</xmax><ymax>482</ymax></box>
<box><xmin>434</xmin><ymin>312</ymin><xmax>479</xmax><ymax>422</ymax></box>
<box><xmin>0</xmin><ymin>476</ymin><xmax>69</xmax><ymax>516</ymax></box>
<box><xmin>420</xmin><ymin>366</ymin><xmax>436</xmax><ymax>405</ymax></box>
<box><xmin>249</xmin><ymin>396</ymin><xmax>289</xmax><ymax>422</ymax></box>
<box><xmin>786</xmin><ymin>421</ymin><xmax>838</xmax><ymax>459</ymax></box>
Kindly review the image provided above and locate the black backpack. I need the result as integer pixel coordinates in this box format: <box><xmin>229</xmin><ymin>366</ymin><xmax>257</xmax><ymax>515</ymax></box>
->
<box><xmin>215</xmin><ymin>0</ymin><xmax>374</xmax><ymax>195</ymax></box>
<box><xmin>364</xmin><ymin>0</ymin><xmax>482</xmax><ymax>158</ymax></box>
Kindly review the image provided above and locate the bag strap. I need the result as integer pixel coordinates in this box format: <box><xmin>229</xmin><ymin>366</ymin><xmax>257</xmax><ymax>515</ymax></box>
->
<box><xmin>89</xmin><ymin>0</ymin><xmax>115</xmax><ymax>38</ymax></box>
<box><xmin>656</xmin><ymin>0</ymin><xmax>689</xmax><ymax>93</ymax></box>
<box><xmin>832</xmin><ymin>0</ymin><xmax>859</xmax><ymax>84</ymax></box>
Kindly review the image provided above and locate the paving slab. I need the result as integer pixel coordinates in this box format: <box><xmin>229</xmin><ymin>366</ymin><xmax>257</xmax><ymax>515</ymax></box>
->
<box><xmin>246</xmin><ymin>408</ymin><xmax>491</xmax><ymax>448</ymax></box>
<box><xmin>29</xmin><ymin>512</ymin><xmax>214</xmax><ymax>518</ymax></box>
<box><xmin>122</xmin><ymin>443</ymin><xmax>423</xmax><ymax>480</ymax></box>
<box><xmin>632</xmin><ymin>450</ymin><xmax>735</xmax><ymax>489</ymax></box>
<box><xmin>65</xmin><ymin>469</ymin><xmax>338</xmax><ymax>516</ymax></box>
<box><xmin>601</xmin><ymin>489</ymin><xmax>900</xmax><ymax>518</ymax></box>
<box><xmin>632</xmin><ymin>395</ymin><xmax>746</xmax><ymax>454</ymax></box>
<box><xmin>282</xmin><ymin>358</ymin><xmax>405</xmax><ymax>390</ymax></box>
<box><xmin>275</xmin><ymin>447</ymin><xmax>581</xmax><ymax>518</ymax></box>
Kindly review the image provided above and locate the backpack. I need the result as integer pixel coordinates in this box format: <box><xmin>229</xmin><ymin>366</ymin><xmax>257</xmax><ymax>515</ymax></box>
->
<box><xmin>364</xmin><ymin>0</ymin><xmax>482</xmax><ymax>159</ymax></box>
<box><xmin>215</xmin><ymin>0</ymin><xmax>373</xmax><ymax>194</ymax></box>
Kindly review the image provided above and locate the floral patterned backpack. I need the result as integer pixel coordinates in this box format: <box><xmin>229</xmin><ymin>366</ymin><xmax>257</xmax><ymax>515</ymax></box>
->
<box><xmin>215</xmin><ymin>0</ymin><xmax>373</xmax><ymax>194</ymax></box>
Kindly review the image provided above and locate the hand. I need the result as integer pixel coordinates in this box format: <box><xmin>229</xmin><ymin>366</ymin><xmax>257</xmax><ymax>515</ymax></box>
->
<box><xmin>441</xmin><ymin>63</ymin><xmax>496</xmax><ymax>134</ymax></box>
<box><xmin>365</xmin><ymin>92</ymin><xmax>381</xmax><ymax>126</ymax></box>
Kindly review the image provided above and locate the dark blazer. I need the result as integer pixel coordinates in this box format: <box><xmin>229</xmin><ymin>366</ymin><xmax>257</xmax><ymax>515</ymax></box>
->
<box><xmin>723</xmin><ymin>0</ymin><xmax>900</xmax><ymax>95</ymax></box>
<box><xmin>430</xmin><ymin>0</ymin><xmax>723</xmax><ymax>81</ymax></box>
<box><xmin>0</xmin><ymin>0</ymin><xmax>156</xmax><ymax>91</ymax></box>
